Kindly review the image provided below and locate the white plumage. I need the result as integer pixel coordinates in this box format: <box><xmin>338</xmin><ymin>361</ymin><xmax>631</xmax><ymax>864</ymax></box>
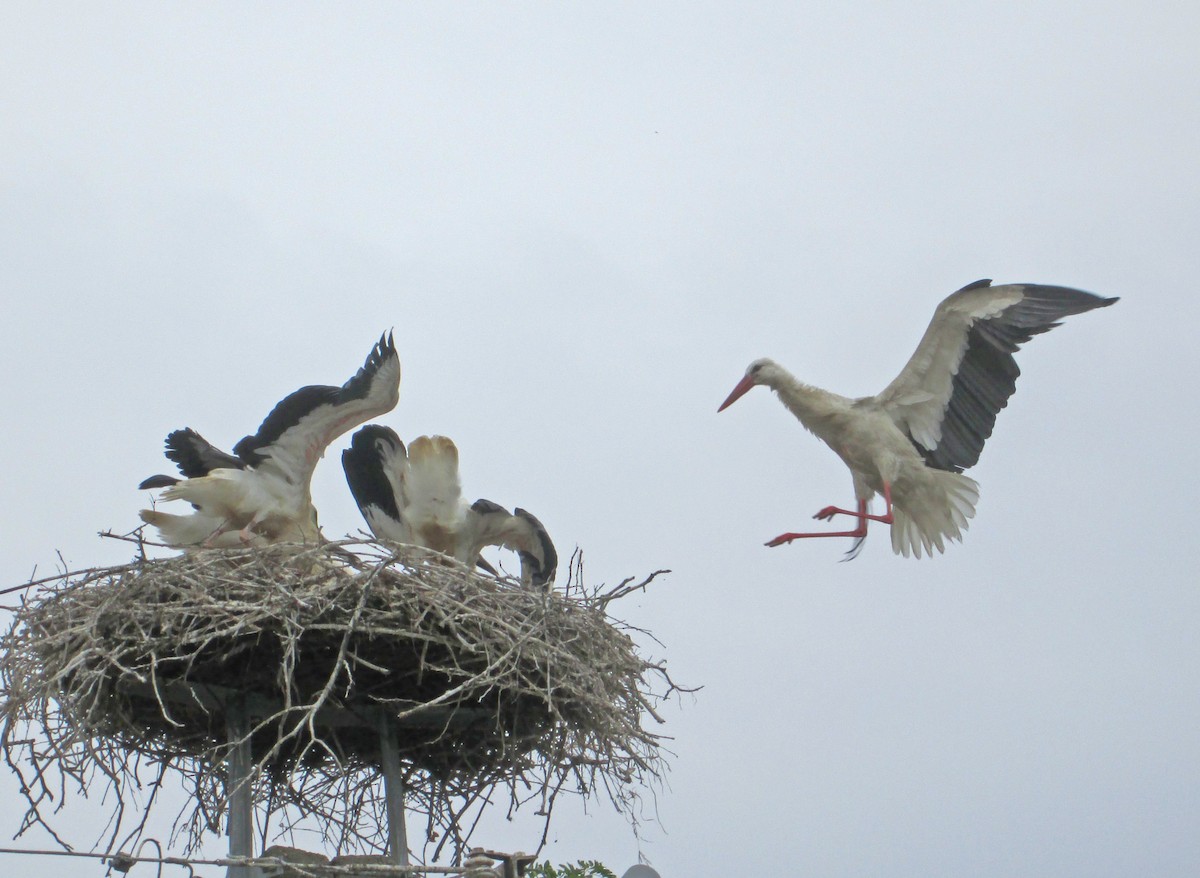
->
<box><xmin>139</xmin><ymin>332</ymin><xmax>401</xmax><ymax>548</ymax></box>
<box><xmin>342</xmin><ymin>426</ymin><xmax>558</xmax><ymax>588</ymax></box>
<box><xmin>718</xmin><ymin>280</ymin><xmax>1117</xmax><ymax>558</ymax></box>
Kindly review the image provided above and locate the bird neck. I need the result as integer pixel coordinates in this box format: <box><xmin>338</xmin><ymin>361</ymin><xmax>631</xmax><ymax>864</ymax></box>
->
<box><xmin>766</xmin><ymin>372</ymin><xmax>847</xmax><ymax>428</ymax></box>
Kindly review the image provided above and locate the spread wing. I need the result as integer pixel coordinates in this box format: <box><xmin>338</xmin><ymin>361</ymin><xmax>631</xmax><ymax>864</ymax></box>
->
<box><xmin>233</xmin><ymin>331</ymin><xmax>401</xmax><ymax>486</ymax></box>
<box><xmin>877</xmin><ymin>280</ymin><xmax>1117</xmax><ymax>472</ymax></box>
<box><xmin>467</xmin><ymin>500</ymin><xmax>557</xmax><ymax>588</ymax></box>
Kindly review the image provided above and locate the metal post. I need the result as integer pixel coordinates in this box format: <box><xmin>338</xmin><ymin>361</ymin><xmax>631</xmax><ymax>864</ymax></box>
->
<box><xmin>225</xmin><ymin>700</ymin><xmax>260</xmax><ymax>878</ymax></box>
<box><xmin>377</xmin><ymin>712</ymin><xmax>410</xmax><ymax>866</ymax></box>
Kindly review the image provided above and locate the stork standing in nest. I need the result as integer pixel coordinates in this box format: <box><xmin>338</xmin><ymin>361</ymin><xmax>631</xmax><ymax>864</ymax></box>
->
<box><xmin>342</xmin><ymin>426</ymin><xmax>558</xmax><ymax>589</ymax></box>
<box><xmin>718</xmin><ymin>280</ymin><xmax>1117</xmax><ymax>558</ymax></box>
<box><xmin>139</xmin><ymin>332</ymin><xmax>401</xmax><ymax>547</ymax></box>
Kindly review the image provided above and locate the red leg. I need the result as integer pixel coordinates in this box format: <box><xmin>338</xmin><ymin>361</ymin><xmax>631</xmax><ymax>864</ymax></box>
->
<box><xmin>766</xmin><ymin>484</ymin><xmax>894</xmax><ymax>548</ymax></box>
<box><xmin>766</xmin><ymin>498</ymin><xmax>868</xmax><ymax>547</ymax></box>
<box><xmin>813</xmin><ymin>483</ymin><xmax>893</xmax><ymax>524</ymax></box>
<box><xmin>201</xmin><ymin>523</ymin><xmax>232</xmax><ymax>548</ymax></box>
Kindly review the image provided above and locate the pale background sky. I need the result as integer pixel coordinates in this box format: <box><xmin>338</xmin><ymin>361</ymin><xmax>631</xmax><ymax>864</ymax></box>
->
<box><xmin>2</xmin><ymin>3</ymin><xmax>1198</xmax><ymax>876</ymax></box>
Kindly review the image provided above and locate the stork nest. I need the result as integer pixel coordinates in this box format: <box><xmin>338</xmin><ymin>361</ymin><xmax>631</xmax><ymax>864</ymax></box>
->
<box><xmin>0</xmin><ymin>538</ymin><xmax>678</xmax><ymax>860</ymax></box>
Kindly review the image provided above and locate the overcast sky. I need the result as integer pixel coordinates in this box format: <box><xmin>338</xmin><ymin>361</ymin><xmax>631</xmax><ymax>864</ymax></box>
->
<box><xmin>2</xmin><ymin>3</ymin><xmax>1198</xmax><ymax>876</ymax></box>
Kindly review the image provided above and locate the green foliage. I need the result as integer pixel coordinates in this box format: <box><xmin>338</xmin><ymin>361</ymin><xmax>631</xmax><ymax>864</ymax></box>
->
<box><xmin>525</xmin><ymin>860</ymin><xmax>617</xmax><ymax>878</ymax></box>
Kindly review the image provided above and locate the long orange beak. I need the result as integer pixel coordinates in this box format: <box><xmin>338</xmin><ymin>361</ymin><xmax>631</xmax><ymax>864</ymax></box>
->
<box><xmin>718</xmin><ymin>374</ymin><xmax>756</xmax><ymax>412</ymax></box>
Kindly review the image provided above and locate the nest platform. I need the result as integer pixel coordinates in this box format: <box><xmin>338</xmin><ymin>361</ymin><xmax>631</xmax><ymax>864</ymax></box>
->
<box><xmin>0</xmin><ymin>539</ymin><xmax>674</xmax><ymax>858</ymax></box>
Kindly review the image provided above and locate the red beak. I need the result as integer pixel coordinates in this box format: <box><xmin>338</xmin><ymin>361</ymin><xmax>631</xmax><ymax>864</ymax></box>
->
<box><xmin>718</xmin><ymin>374</ymin><xmax>756</xmax><ymax>412</ymax></box>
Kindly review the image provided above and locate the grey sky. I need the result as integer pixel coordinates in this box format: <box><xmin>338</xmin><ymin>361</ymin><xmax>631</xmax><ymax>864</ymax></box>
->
<box><xmin>2</xmin><ymin>3</ymin><xmax>1197</xmax><ymax>875</ymax></box>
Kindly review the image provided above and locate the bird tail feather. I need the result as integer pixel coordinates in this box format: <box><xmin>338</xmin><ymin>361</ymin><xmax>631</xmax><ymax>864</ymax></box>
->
<box><xmin>140</xmin><ymin>509</ymin><xmax>222</xmax><ymax>547</ymax></box>
<box><xmin>890</xmin><ymin>471</ymin><xmax>979</xmax><ymax>558</ymax></box>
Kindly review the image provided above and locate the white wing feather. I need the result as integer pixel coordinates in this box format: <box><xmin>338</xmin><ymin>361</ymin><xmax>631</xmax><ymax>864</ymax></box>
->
<box><xmin>877</xmin><ymin>281</ymin><xmax>1022</xmax><ymax>451</ymax></box>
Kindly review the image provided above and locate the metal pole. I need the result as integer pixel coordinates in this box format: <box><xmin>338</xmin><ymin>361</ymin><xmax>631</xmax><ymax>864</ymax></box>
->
<box><xmin>377</xmin><ymin>712</ymin><xmax>410</xmax><ymax>866</ymax></box>
<box><xmin>225</xmin><ymin>700</ymin><xmax>260</xmax><ymax>878</ymax></box>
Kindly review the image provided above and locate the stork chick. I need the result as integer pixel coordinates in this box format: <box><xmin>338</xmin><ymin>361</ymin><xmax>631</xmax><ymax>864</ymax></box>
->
<box><xmin>140</xmin><ymin>332</ymin><xmax>400</xmax><ymax>548</ymax></box>
<box><xmin>342</xmin><ymin>426</ymin><xmax>558</xmax><ymax>588</ymax></box>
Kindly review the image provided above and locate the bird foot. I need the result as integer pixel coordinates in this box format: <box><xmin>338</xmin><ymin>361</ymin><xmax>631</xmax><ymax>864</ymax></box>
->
<box><xmin>813</xmin><ymin>505</ymin><xmax>841</xmax><ymax>521</ymax></box>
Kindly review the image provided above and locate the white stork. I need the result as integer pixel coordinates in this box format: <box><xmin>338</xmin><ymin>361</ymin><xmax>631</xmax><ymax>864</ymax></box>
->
<box><xmin>139</xmin><ymin>332</ymin><xmax>401</xmax><ymax>547</ymax></box>
<box><xmin>718</xmin><ymin>280</ymin><xmax>1117</xmax><ymax>558</ymax></box>
<box><xmin>341</xmin><ymin>426</ymin><xmax>558</xmax><ymax>589</ymax></box>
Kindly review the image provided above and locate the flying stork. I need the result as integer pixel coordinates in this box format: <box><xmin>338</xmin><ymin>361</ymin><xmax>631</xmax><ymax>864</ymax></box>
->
<box><xmin>341</xmin><ymin>426</ymin><xmax>558</xmax><ymax>589</ymax></box>
<box><xmin>139</xmin><ymin>332</ymin><xmax>401</xmax><ymax>548</ymax></box>
<box><xmin>718</xmin><ymin>280</ymin><xmax>1117</xmax><ymax>558</ymax></box>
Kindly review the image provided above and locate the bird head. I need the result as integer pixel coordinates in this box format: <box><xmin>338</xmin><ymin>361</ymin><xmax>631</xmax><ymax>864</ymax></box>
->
<box><xmin>718</xmin><ymin>358</ymin><xmax>778</xmax><ymax>411</ymax></box>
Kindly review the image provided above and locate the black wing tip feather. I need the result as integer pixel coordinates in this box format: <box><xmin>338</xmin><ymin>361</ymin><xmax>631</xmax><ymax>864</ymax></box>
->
<box><xmin>233</xmin><ymin>332</ymin><xmax>399</xmax><ymax>465</ymax></box>
<box><xmin>164</xmin><ymin>427</ymin><xmax>245</xmax><ymax>476</ymax></box>
<box><xmin>920</xmin><ymin>281</ymin><xmax>1116</xmax><ymax>473</ymax></box>
<box><xmin>341</xmin><ymin>427</ymin><xmax>402</xmax><ymax>521</ymax></box>
<box><xmin>1088</xmin><ymin>292</ymin><xmax>1120</xmax><ymax>307</ymax></box>
<box><xmin>1016</xmin><ymin>284</ymin><xmax>1119</xmax><ymax>315</ymax></box>
<box><xmin>138</xmin><ymin>474</ymin><xmax>179</xmax><ymax>490</ymax></box>
<box><xmin>340</xmin><ymin>330</ymin><xmax>399</xmax><ymax>399</ymax></box>
<box><xmin>163</xmin><ymin>428</ymin><xmax>202</xmax><ymax>473</ymax></box>
<box><xmin>957</xmin><ymin>279</ymin><xmax>1119</xmax><ymax>313</ymax></box>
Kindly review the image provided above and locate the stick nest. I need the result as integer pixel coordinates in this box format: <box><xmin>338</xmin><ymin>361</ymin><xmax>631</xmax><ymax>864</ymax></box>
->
<box><xmin>0</xmin><ymin>539</ymin><xmax>678</xmax><ymax>859</ymax></box>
